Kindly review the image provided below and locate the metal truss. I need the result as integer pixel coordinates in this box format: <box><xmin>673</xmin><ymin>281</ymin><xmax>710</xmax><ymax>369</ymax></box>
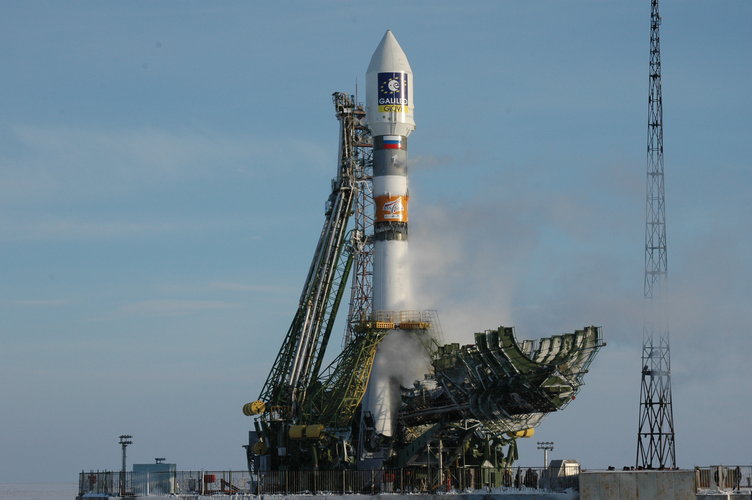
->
<box><xmin>636</xmin><ymin>0</ymin><xmax>676</xmax><ymax>469</ymax></box>
<box><xmin>343</xmin><ymin>109</ymin><xmax>374</xmax><ymax>346</ymax></box>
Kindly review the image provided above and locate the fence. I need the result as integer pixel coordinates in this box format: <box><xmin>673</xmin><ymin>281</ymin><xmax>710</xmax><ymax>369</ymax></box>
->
<box><xmin>78</xmin><ymin>465</ymin><xmax>578</xmax><ymax>497</ymax></box>
<box><xmin>256</xmin><ymin>466</ymin><xmax>579</xmax><ymax>494</ymax></box>
<box><xmin>695</xmin><ymin>465</ymin><xmax>752</xmax><ymax>492</ymax></box>
<box><xmin>78</xmin><ymin>470</ymin><xmax>252</xmax><ymax>497</ymax></box>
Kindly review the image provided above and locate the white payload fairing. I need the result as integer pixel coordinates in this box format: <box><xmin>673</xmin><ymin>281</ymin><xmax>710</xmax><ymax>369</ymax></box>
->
<box><xmin>366</xmin><ymin>30</ymin><xmax>415</xmax><ymax>314</ymax></box>
<box><xmin>363</xmin><ymin>30</ymin><xmax>416</xmax><ymax>439</ymax></box>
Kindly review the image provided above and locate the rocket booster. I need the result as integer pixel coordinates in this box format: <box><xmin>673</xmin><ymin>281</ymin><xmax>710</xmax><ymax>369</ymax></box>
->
<box><xmin>366</xmin><ymin>30</ymin><xmax>415</xmax><ymax>313</ymax></box>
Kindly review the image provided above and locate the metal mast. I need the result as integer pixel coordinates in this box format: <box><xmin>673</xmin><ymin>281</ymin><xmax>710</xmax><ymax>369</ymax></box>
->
<box><xmin>343</xmin><ymin>101</ymin><xmax>374</xmax><ymax>347</ymax></box>
<box><xmin>636</xmin><ymin>0</ymin><xmax>676</xmax><ymax>469</ymax></box>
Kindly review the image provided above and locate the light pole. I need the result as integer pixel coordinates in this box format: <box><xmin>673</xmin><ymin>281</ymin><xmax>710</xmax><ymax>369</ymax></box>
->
<box><xmin>119</xmin><ymin>434</ymin><xmax>133</xmax><ymax>496</ymax></box>
<box><xmin>537</xmin><ymin>441</ymin><xmax>554</xmax><ymax>469</ymax></box>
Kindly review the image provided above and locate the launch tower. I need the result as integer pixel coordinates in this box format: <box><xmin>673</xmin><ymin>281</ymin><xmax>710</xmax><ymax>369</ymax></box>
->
<box><xmin>243</xmin><ymin>31</ymin><xmax>603</xmax><ymax>477</ymax></box>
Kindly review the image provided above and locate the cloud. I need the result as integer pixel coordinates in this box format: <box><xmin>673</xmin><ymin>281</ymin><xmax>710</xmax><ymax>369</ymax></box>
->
<box><xmin>407</xmin><ymin>180</ymin><xmax>752</xmax><ymax>467</ymax></box>
<box><xmin>409</xmin><ymin>193</ymin><xmax>586</xmax><ymax>342</ymax></box>
<box><xmin>155</xmin><ymin>281</ymin><xmax>295</xmax><ymax>294</ymax></box>
<box><xmin>0</xmin><ymin>124</ymin><xmax>330</xmax><ymax>205</ymax></box>
<box><xmin>0</xmin><ymin>213</ymin><xmax>231</xmax><ymax>243</ymax></box>
<box><xmin>0</xmin><ymin>299</ymin><xmax>69</xmax><ymax>306</ymax></box>
<box><xmin>0</xmin><ymin>124</ymin><xmax>333</xmax><ymax>245</ymax></box>
<box><xmin>116</xmin><ymin>299</ymin><xmax>240</xmax><ymax>317</ymax></box>
<box><xmin>413</xmin><ymin>156</ymin><xmax>643</xmax><ymax>335</ymax></box>
<box><xmin>208</xmin><ymin>281</ymin><xmax>292</xmax><ymax>293</ymax></box>
<box><xmin>408</xmin><ymin>170</ymin><xmax>751</xmax><ymax>388</ymax></box>
<box><xmin>409</xmin><ymin>154</ymin><xmax>453</xmax><ymax>171</ymax></box>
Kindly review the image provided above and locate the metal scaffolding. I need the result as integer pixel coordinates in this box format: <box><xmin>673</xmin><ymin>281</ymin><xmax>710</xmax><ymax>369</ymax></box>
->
<box><xmin>343</xmin><ymin>101</ymin><xmax>374</xmax><ymax>347</ymax></box>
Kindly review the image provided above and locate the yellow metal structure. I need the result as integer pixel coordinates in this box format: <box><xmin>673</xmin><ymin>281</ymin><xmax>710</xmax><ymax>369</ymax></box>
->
<box><xmin>289</xmin><ymin>424</ymin><xmax>326</xmax><ymax>440</ymax></box>
<box><xmin>251</xmin><ymin>441</ymin><xmax>268</xmax><ymax>455</ymax></box>
<box><xmin>242</xmin><ymin>400</ymin><xmax>266</xmax><ymax>416</ymax></box>
<box><xmin>304</xmin><ymin>424</ymin><xmax>325</xmax><ymax>439</ymax></box>
<box><xmin>509</xmin><ymin>428</ymin><xmax>535</xmax><ymax>438</ymax></box>
<box><xmin>289</xmin><ymin>425</ymin><xmax>306</xmax><ymax>440</ymax></box>
<box><xmin>398</xmin><ymin>321</ymin><xmax>430</xmax><ymax>330</ymax></box>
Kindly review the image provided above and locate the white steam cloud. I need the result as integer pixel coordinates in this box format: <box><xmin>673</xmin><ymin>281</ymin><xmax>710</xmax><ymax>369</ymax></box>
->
<box><xmin>364</xmin><ymin>330</ymin><xmax>434</xmax><ymax>437</ymax></box>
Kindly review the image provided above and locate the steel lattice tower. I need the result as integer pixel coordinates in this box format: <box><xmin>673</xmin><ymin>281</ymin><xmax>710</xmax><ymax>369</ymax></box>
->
<box><xmin>636</xmin><ymin>0</ymin><xmax>676</xmax><ymax>470</ymax></box>
<box><xmin>343</xmin><ymin>102</ymin><xmax>374</xmax><ymax>347</ymax></box>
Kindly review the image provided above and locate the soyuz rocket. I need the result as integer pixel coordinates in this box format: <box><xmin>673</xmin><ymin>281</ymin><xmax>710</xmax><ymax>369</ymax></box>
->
<box><xmin>366</xmin><ymin>30</ymin><xmax>415</xmax><ymax>314</ymax></box>
<box><xmin>364</xmin><ymin>30</ymin><xmax>416</xmax><ymax>438</ymax></box>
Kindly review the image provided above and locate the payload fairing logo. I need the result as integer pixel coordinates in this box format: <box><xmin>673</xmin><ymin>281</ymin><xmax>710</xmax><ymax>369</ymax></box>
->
<box><xmin>382</xmin><ymin>198</ymin><xmax>403</xmax><ymax>215</ymax></box>
<box><xmin>378</xmin><ymin>72</ymin><xmax>409</xmax><ymax>113</ymax></box>
<box><xmin>375</xmin><ymin>195</ymin><xmax>408</xmax><ymax>223</ymax></box>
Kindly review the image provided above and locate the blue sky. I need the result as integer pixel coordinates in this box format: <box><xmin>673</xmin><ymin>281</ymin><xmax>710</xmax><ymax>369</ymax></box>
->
<box><xmin>1</xmin><ymin>0</ymin><xmax>750</xmax><ymax>483</ymax></box>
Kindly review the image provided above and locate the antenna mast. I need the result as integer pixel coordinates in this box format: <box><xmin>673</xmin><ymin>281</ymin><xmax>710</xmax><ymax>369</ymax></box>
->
<box><xmin>636</xmin><ymin>0</ymin><xmax>676</xmax><ymax>469</ymax></box>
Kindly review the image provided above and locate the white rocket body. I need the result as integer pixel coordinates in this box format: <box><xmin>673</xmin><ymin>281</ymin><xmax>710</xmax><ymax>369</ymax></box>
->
<box><xmin>366</xmin><ymin>30</ymin><xmax>415</xmax><ymax>138</ymax></box>
<box><xmin>366</xmin><ymin>30</ymin><xmax>415</xmax><ymax>314</ymax></box>
<box><xmin>363</xmin><ymin>30</ymin><xmax>416</xmax><ymax>437</ymax></box>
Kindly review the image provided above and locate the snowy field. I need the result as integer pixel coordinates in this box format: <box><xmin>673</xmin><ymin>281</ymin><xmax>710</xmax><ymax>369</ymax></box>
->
<box><xmin>0</xmin><ymin>483</ymin><xmax>77</xmax><ymax>500</ymax></box>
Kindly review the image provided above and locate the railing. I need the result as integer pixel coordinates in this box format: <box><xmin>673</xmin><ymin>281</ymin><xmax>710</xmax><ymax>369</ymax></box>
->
<box><xmin>370</xmin><ymin>309</ymin><xmax>438</xmax><ymax>324</ymax></box>
<box><xmin>695</xmin><ymin>465</ymin><xmax>752</xmax><ymax>492</ymax></box>
<box><xmin>79</xmin><ymin>470</ymin><xmax>253</xmax><ymax>497</ymax></box>
<box><xmin>78</xmin><ymin>466</ymin><xmax>578</xmax><ymax>497</ymax></box>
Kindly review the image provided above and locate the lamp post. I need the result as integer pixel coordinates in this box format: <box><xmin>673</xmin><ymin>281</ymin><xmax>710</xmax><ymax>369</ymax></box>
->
<box><xmin>537</xmin><ymin>441</ymin><xmax>554</xmax><ymax>469</ymax></box>
<box><xmin>119</xmin><ymin>434</ymin><xmax>132</xmax><ymax>496</ymax></box>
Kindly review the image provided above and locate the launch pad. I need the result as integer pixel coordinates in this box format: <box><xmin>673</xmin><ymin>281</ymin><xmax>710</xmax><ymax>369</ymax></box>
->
<box><xmin>242</xmin><ymin>32</ymin><xmax>604</xmax><ymax>478</ymax></box>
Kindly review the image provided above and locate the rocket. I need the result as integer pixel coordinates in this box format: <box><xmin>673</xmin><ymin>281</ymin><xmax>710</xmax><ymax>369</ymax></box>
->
<box><xmin>366</xmin><ymin>30</ymin><xmax>415</xmax><ymax>314</ymax></box>
<box><xmin>363</xmin><ymin>30</ymin><xmax>416</xmax><ymax>440</ymax></box>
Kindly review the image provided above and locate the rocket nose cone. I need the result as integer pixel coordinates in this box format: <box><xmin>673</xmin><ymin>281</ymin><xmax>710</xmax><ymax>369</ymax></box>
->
<box><xmin>367</xmin><ymin>29</ymin><xmax>412</xmax><ymax>74</ymax></box>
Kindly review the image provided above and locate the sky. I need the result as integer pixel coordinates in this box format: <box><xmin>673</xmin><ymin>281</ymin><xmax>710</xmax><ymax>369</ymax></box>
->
<box><xmin>1</xmin><ymin>0</ymin><xmax>750</xmax><ymax>483</ymax></box>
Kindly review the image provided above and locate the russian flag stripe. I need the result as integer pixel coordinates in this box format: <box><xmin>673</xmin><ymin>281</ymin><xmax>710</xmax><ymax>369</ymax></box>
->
<box><xmin>383</xmin><ymin>136</ymin><xmax>402</xmax><ymax>149</ymax></box>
